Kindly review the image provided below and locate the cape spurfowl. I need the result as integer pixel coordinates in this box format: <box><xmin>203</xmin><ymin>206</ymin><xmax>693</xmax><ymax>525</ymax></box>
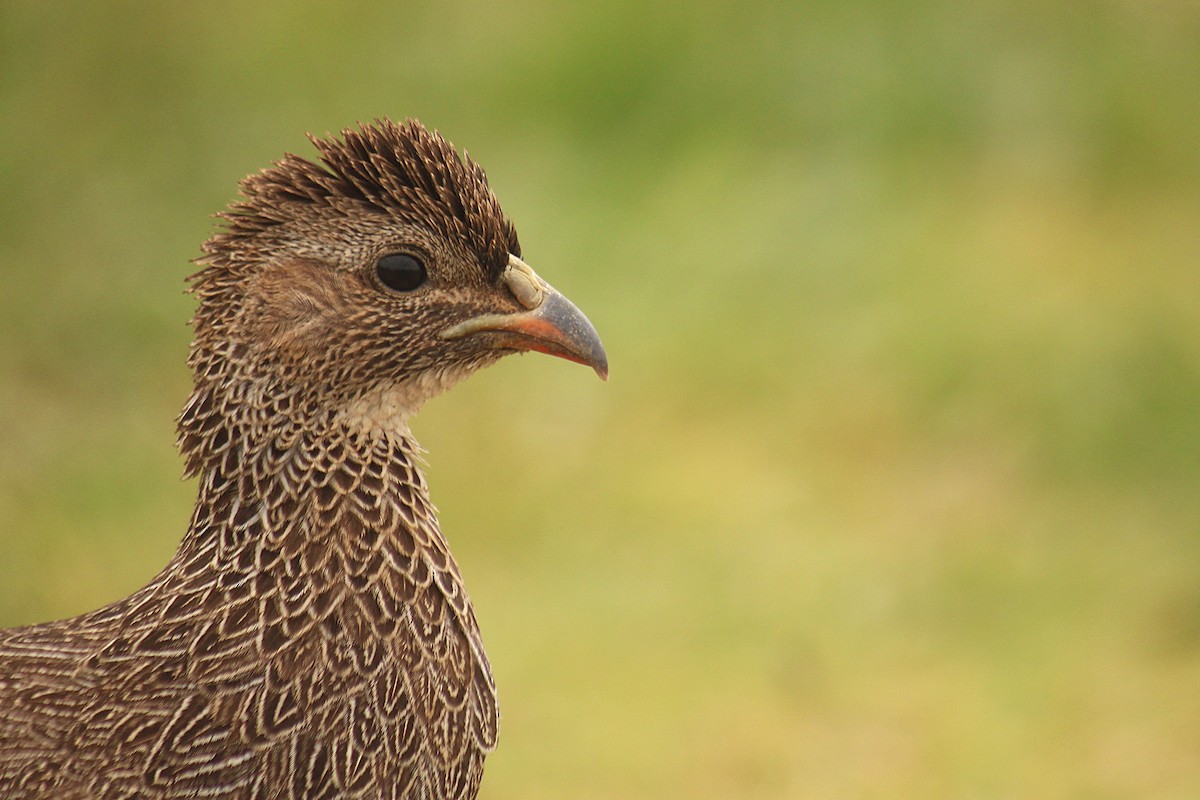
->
<box><xmin>0</xmin><ymin>119</ymin><xmax>607</xmax><ymax>799</ymax></box>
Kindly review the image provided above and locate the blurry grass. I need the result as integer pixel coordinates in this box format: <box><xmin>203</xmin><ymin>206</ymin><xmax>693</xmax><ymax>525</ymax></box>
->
<box><xmin>2</xmin><ymin>1</ymin><xmax>1199</xmax><ymax>797</ymax></box>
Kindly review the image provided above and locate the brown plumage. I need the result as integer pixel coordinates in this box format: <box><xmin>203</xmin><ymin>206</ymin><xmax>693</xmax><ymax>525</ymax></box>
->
<box><xmin>0</xmin><ymin>118</ymin><xmax>606</xmax><ymax>799</ymax></box>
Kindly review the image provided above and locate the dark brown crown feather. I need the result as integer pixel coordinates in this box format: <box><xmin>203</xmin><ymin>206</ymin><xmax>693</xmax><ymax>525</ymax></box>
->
<box><xmin>210</xmin><ymin>118</ymin><xmax>520</xmax><ymax>277</ymax></box>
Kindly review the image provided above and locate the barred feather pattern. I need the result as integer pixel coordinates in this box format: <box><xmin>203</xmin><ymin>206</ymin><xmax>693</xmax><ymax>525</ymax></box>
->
<box><xmin>0</xmin><ymin>119</ymin><xmax>517</xmax><ymax>799</ymax></box>
<box><xmin>0</xmin><ymin>407</ymin><xmax>498</xmax><ymax>799</ymax></box>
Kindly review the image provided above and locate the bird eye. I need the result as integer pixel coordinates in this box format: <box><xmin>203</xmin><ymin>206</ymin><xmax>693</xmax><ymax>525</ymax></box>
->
<box><xmin>375</xmin><ymin>253</ymin><xmax>427</xmax><ymax>292</ymax></box>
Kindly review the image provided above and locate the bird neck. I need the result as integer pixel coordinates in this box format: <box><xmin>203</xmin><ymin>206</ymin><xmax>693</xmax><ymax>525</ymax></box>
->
<box><xmin>174</xmin><ymin>384</ymin><xmax>453</xmax><ymax>589</ymax></box>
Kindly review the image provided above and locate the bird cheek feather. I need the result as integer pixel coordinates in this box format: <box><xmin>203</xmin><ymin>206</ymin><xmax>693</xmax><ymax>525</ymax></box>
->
<box><xmin>244</xmin><ymin>260</ymin><xmax>352</xmax><ymax>352</ymax></box>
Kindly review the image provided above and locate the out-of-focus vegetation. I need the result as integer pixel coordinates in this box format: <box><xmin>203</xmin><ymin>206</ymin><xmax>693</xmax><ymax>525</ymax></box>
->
<box><xmin>1</xmin><ymin>2</ymin><xmax>1197</xmax><ymax>797</ymax></box>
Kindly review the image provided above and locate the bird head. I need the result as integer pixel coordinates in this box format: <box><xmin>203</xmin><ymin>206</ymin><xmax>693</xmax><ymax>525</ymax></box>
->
<box><xmin>186</xmin><ymin>119</ymin><xmax>606</xmax><ymax>438</ymax></box>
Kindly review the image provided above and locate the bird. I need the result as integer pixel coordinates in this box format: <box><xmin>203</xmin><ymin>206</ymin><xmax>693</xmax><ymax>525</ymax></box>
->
<box><xmin>0</xmin><ymin>118</ymin><xmax>606</xmax><ymax>800</ymax></box>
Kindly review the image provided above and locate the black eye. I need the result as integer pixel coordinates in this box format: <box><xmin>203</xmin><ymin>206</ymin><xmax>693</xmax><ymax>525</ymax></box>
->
<box><xmin>376</xmin><ymin>253</ymin><xmax>427</xmax><ymax>292</ymax></box>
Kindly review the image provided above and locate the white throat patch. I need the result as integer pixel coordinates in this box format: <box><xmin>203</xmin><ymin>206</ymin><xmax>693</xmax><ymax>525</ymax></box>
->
<box><xmin>335</xmin><ymin>365</ymin><xmax>476</xmax><ymax>436</ymax></box>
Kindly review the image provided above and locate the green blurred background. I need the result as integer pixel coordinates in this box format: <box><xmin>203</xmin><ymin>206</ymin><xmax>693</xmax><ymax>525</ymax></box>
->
<box><xmin>1</xmin><ymin>2</ymin><xmax>1197</xmax><ymax>797</ymax></box>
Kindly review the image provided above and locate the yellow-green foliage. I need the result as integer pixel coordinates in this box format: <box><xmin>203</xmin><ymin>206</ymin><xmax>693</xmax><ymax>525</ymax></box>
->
<box><xmin>1</xmin><ymin>3</ymin><xmax>1197</xmax><ymax>797</ymax></box>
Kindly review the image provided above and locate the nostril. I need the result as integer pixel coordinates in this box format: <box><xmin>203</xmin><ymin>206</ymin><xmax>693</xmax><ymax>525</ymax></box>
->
<box><xmin>502</xmin><ymin>257</ymin><xmax>546</xmax><ymax>310</ymax></box>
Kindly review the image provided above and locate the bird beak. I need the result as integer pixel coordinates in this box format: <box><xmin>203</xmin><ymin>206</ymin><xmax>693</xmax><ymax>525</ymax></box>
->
<box><xmin>441</xmin><ymin>254</ymin><xmax>609</xmax><ymax>380</ymax></box>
